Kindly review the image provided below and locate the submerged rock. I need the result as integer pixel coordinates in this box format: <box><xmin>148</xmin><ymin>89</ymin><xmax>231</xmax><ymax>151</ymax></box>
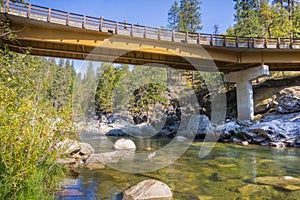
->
<box><xmin>255</xmin><ymin>176</ymin><xmax>300</xmax><ymax>191</ymax></box>
<box><xmin>123</xmin><ymin>179</ymin><xmax>173</xmax><ymax>200</ymax></box>
<box><xmin>55</xmin><ymin>189</ymin><xmax>83</xmax><ymax>198</ymax></box>
<box><xmin>85</xmin><ymin>163</ymin><xmax>105</xmax><ymax>170</ymax></box>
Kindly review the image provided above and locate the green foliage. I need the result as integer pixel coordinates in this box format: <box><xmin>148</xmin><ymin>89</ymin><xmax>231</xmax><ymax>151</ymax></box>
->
<box><xmin>168</xmin><ymin>0</ymin><xmax>180</xmax><ymax>30</ymax></box>
<box><xmin>94</xmin><ymin>63</ymin><xmax>129</xmax><ymax>115</ymax></box>
<box><xmin>72</xmin><ymin>62</ymin><xmax>99</xmax><ymax>121</ymax></box>
<box><xmin>94</xmin><ymin>64</ymin><xmax>168</xmax><ymax>124</ymax></box>
<box><xmin>127</xmin><ymin>66</ymin><xmax>168</xmax><ymax>123</ymax></box>
<box><xmin>0</xmin><ymin>48</ymin><xmax>74</xmax><ymax>199</ymax></box>
<box><xmin>168</xmin><ymin>0</ymin><xmax>202</xmax><ymax>32</ymax></box>
<box><xmin>230</xmin><ymin>0</ymin><xmax>300</xmax><ymax>38</ymax></box>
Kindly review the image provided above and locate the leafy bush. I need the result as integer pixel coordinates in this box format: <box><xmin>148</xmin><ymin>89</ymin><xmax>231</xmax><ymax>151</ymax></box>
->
<box><xmin>0</xmin><ymin>48</ymin><xmax>74</xmax><ymax>199</ymax></box>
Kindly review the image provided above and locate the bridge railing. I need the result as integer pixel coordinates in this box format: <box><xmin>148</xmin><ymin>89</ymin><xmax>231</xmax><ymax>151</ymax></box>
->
<box><xmin>2</xmin><ymin>0</ymin><xmax>300</xmax><ymax>49</ymax></box>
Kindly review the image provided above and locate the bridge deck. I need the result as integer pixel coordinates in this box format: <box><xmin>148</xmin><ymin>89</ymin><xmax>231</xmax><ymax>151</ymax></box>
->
<box><xmin>1</xmin><ymin>0</ymin><xmax>300</xmax><ymax>72</ymax></box>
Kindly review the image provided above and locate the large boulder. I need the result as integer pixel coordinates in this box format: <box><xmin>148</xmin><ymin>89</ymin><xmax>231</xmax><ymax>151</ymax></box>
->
<box><xmin>114</xmin><ymin>138</ymin><xmax>136</xmax><ymax>150</ymax></box>
<box><xmin>196</xmin><ymin>115</ymin><xmax>211</xmax><ymax>135</ymax></box>
<box><xmin>123</xmin><ymin>179</ymin><xmax>173</xmax><ymax>200</ymax></box>
<box><xmin>240</xmin><ymin>112</ymin><xmax>300</xmax><ymax>147</ymax></box>
<box><xmin>56</xmin><ymin>139</ymin><xmax>95</xmax><ymax>156</ymax></box>
<box><xmin>78</xmin><ymin>142</ymin><xmax>95</xmax><ymax>155</ymax></box>
<box><xmin>255</xmin><ymin>97</ymin><xmax>277</xmax><ymax>114</ymax></box>
<box><xmin>137</xmin><ymin>124</ymin><xmax>157</xmax><ymax>137</ymax></box>
<box><xmin>276</xmin><ymin>86</ymin><xmax>300</xmax><ymax>114</ymax></box>
<box><xmin>121</xmin><ymin>126</ymin><xmax>142</xmax><ymax>137</ymax></box>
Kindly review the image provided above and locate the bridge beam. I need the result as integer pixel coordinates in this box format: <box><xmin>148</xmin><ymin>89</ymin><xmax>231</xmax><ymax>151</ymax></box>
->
<box><xmin>224</xmin><ymin>65</ymin><xmax>269</xmax><ymax>121</ymax></box>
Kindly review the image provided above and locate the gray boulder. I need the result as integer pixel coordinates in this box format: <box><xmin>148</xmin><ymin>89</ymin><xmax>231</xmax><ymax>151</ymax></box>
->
<box><xmin>121</xmin><ymin>126</ymin><xmax>142</xmax><ymax>137</ymax></box>
<box><xmin>137</xmin><ymin>124</ymin><xmax>157</xmax><ymax>137</ymax></box>
<box><xmin>78</xmin><ymin>142</ymin><xmax>95</xmax><ymax>155</ymax></box>
<box><xmin>277</xmin><ymin>86</ymin><xmax>300</xmax><ymax>114</ymax></box>
<box><xmin>123</xmin><ymin>179</ymin><xmax>173</xmax><ymax>200</ymax></box>
<box><xmin>196</xmin><ymin>115</ymin><xmax>211</xmax><ymax>135</ymax></box>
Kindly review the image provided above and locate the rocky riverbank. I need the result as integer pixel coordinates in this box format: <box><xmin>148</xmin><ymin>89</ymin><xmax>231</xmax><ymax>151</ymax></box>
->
<box><xmin>74</xmin><ymin>81</ymin><xmax>300</xmax><ymax>148</ymax></box>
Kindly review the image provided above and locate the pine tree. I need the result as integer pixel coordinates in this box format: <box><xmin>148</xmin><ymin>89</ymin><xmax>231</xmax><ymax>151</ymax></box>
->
<box><xmin>168</xmin><ymin>0</ymin><xmax>180</xmax><ymax>30</ymax></box>
<box><xmin>95</xmin><ymin>64</ymin><xmax>129</xmax><ymax>115</ymax></box>
<box><xmin>178</xmin><ymin>0</ymin><xmax>202</xmax><ymax>32</ymax></box>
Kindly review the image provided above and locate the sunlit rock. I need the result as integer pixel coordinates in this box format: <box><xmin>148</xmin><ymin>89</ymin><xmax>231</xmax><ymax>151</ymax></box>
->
<box><xmin>56</xmin><ymin>158</ymin><xmax>76</xmax><ymax>165</ymax></box>
<box><xmin>114</xmin><ymin>138</ymin><xmax>136</xmax><ymax>150</ymax></box>
<box><xmin>123</xmin><ymin>179</ymin><xmax>173</xmax><ymax>200</ymax></box>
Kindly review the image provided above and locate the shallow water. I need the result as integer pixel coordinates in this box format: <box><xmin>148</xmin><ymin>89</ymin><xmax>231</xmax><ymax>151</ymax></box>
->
<box><xmin>59</xmin><ymin>133</ymin><xmax>300</xmax><ymax>200</ymax></box>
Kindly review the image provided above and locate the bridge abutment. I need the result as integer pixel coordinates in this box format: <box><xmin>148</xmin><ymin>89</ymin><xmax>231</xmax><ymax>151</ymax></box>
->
<box><xmin>224</xmin><ymin>65</ymin><xmax>269</xmax><ymax>121</ymax></box>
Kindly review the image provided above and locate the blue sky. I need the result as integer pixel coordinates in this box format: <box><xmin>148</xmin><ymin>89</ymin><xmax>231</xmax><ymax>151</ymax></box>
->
<box><xmin>28</xmin><ymin>0</ymin><xmax>235</xmax><ymax>34</ymax></box>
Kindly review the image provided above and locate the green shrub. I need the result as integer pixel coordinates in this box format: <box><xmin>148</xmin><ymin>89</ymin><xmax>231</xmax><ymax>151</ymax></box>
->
<box><xmin>0</xmin><ymin>48</ymin><xmax>74</xmax><ymax>199</ymax></box>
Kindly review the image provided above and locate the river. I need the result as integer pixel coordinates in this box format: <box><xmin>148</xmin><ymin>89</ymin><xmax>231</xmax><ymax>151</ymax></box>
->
<box><xmin>57</xmin><ymin>133</ymin><xmax>300</xmax><ymax>200</ymax></box>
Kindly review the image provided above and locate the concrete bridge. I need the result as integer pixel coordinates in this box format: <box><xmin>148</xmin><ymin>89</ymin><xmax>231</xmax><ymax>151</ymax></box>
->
<box><xmin>1</xmin><ymin>0</ymin><xmax>300</xmax><ymax>120</ymax></box>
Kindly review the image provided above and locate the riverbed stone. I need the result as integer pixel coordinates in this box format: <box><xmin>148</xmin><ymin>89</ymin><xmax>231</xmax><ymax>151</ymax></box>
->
<box><xmin>85</xmin><ymin>163</ymin><xmax>105</xmax><ymax>170</ymax></box>
<box><xmin>123</xmin><ymin>179</ymin><xmax>173</xmax><ymax>200</ymax></box>
<box><xmin>255</xmin><ymin>176</ymin><xmax>300</xmax><ymax>191</ymax></box>
<box><xmin>176</xmin><ymin>136</ymin><xmax>188</xmax><ymax>142</ymax></box>
<box><xmin>55</xmin><ymin>189</ymin><xmax>83</xmax><ymax>197</ymax></box>
<box><xmin>114</xmin><ymin>138</ymin><xmax>136</xmax><ymax>150</ymax></box>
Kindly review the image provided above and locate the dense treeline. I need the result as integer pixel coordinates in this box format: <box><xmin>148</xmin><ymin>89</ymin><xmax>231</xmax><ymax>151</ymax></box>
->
<box><xmin>228</xmin><ymin>0</ymin><xmax>300</xmax><ymax>38</ymax></box>
<box><xmin>75</xmin><ymin>63</ymin><xmax>169</xmax><ymax>124</ymax></box>
<box><xmin>0</xmin><ymin>47</ymin><xmax>75</xmax><ymax>199</ymax></box>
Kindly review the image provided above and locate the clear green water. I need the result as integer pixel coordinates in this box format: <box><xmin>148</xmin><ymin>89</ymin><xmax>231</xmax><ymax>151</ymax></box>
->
<box><xmin>61</xmin><ymin>134</ymin><xmax>300</xmax><ymax>200</ymax></box>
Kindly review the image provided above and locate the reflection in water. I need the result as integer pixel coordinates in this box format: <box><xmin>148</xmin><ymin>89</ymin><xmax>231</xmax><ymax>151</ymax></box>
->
<box><xmin>57</xmin><ymin>134</ymin><xmax>300</xmax><ymax>199</ymax></box>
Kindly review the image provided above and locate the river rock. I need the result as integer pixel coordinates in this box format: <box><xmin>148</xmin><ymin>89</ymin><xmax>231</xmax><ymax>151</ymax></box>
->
<box><xmin>85</xmin><ymin>151</ymin><xmax>135</xmax><ymax>165</ymax></box>
<box><xmin>176</xmin><ymin>136</ymin><xmax>188</xmax><ymax>142</ymax></box>
<box><xmin>122</xmin><ymin>179</ymin><xmax>173</xmax><ymax>200</ymax></box>
<box><xmin>85</xmin><ymin>163</ymin><xmax>105</xmax><ymax>170</ymax></box>
<box><xmin>114</xmin><ymin>138</ymin><xmax>136</xmax><ymax>150</ymax></box>
<box><xmin>137</xmin><ymin>124</ymin><xmax>157</xmax><ymax>137</ymax></box>
<box><xmin>197</xmin><ymin>115</ymin><xmax>211</xmax><ymax>135</ymax></box>
<box><xmin>157</xmin><ymin>129</ymin><xmax>171</xmax><ymax>137</ymax></box>
<box><xmin>121</xmin><ymin>126</ymin><xmax>142</xmax><ymax>137</ymax></box>
<box><xmin>56</xmin><ymin>158</ymin><xmax>76</xmax><ymax>165</ymax></box>
<box><xmin>109</xmin><ymin>111</ymin><xmax>134</xmax><ymax>125</ymax></box>
<box><xmin>255</xmin><ymin>176</ymin><xmax>300</xmax><ymax>191</ymax></box>
<box><xmin>56</xmin><ymin>189</ymin><xmax>83</xmax><ymax>198</ymax></box>
<box><xmin>276</xmin><ymin>86</ymin><xmax>300</xmax><ymax>114</ymax></box>
<box><xmin>78</xmin><ymin>142</ymin><xmax>95</xmax><ymax>155</ymax></box>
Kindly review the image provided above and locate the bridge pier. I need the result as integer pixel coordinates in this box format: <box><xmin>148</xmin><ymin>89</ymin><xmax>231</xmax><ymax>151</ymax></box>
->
<box><xmin>224</xmin><ymin>65</ymin><xmax>269</xmax><ymax>121</ymax></box>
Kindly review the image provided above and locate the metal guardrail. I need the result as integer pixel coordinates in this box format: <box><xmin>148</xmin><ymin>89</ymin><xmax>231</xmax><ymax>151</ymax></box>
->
<box><xmin>2</xmin><ymin>0</ymin><xmax>300</xmax><ymax>49</ymax></box>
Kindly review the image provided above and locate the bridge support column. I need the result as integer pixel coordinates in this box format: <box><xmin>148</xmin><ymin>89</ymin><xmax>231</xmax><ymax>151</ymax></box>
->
<box><xmin>224</xmin><ymin>65</ymin><xmax>269</xmax><ymax>121</ymax></box>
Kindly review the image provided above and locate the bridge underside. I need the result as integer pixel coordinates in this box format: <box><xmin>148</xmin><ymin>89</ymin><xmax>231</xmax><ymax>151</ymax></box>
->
<box><xmin>3</xmin><ymin>38</ymin><xmax>300</xmax><ymax>73</ymax></box>
<box><xmin>1</xmin><ymin>13</ymin><xmax>300</xmax><ymax>73</ymax></box>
